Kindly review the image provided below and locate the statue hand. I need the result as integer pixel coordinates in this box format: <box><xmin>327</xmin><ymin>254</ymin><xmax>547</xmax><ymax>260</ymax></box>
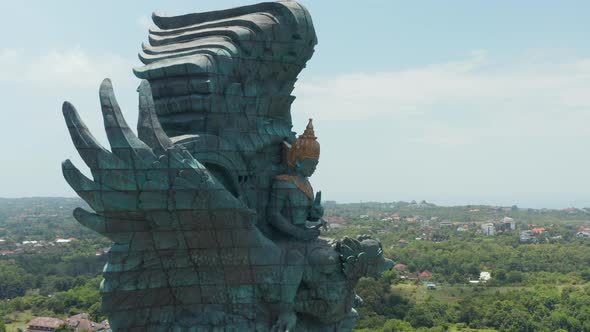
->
<box><xmin>302</xmin><ymin>228</ymin><xmax>320</xmax><ymax>241</ymax></box>
<box><xmin>307</xmin><ymin>218</ymin><xmax>328</xmax><ymax>231</ymax></box>
<box><xmin>309</xmin><ymin>191</ymin><xmax>324</xmax><ymax>220</ymax></box>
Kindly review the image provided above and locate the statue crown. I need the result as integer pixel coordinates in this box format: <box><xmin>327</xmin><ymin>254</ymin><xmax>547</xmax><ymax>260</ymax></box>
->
<box><xmin>286</xmin><ymin>119</ymin><xmax>320</xmax><ymax>167</ymax></box>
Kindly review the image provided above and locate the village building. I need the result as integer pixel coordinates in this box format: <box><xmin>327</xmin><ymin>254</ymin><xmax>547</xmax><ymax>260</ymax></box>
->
<box><xmin>25</xmin><ymin>314</ymin><xmax>109</xmax><ymax>332</ymax></box>
<box><xmin>440</xmin><ymin>220</ymin><xmax>453</xmax><ymax>227</ymax></box>
<box><xmin>66</xmin><ymin>313</ymin><xmax>109</xmax><ymax>331</ymax></box>
<box><xmin>25</xmin><ymin>317</ymin><xmax>65</xmax><ymax>332</ymax></box>
<box><xmin>401</xmin><ymin>273</ymin><xmax>419</xmax><ymax>280</ymax></box>
<box><xmin>481</xmin><ymin>223</ymin><xmax>495</xmax><ymax>236</ymax></box>
<box><xmin>501</xmin><ymin>217</ymin><xmax>516</xmax><ymax>231</ymax></box>
<box><xmin>394</xmin><ymin>263</ymin><xmax>407</xmax><ymax>272</ymax></box>
<box><xmin>520</xmin><ymin>230</ymin><xmax>536</xmax><ymax>243</ymax></box>
<box><xmin>323</xmin><ymin>216</ymin><xmax>346</xmax><ymax>229</ymax></box>
<box><xmin>480</xmin><ymin>271</ymin><xmax>491</xmax><ymax>282</ymax></box>
<box><xmin>416</xmin><ymin>232</ymin><xmax>432</xmax><ymax>241</ymax></box>
<box><xmin>55</xmin><ymin>237</ymin><xmax>77</xmax><ymax>243</ymax></box>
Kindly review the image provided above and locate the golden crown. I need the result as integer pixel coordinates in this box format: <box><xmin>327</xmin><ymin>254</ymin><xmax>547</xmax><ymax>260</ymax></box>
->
<box><xmin>285</xmin><ymin>119</ymin><xmax>320</xmax><ymax>167</ymax></box>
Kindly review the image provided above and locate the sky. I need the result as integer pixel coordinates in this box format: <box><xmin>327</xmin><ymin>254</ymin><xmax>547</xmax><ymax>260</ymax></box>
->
<box><xmin>1</xmin><ymin>1</ymin><xmax>589</xmax><ymax>208</ymax></box>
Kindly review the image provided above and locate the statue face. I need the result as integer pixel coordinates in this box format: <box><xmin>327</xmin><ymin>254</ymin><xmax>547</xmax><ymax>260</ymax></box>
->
<box><xmin>295</xmin><ymin>157</ymin><xmax>319</xmax><ymax>177</ymax></box>
<box><xmin>361</xmin><ymin>239</ymin><xmax>395</xmax><ymax>277</ymax></box>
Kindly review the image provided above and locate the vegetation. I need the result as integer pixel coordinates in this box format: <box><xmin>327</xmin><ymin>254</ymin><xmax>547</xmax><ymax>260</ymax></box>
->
<box><xmin>2</xmin><ymin>198</ymin><xmax>590</xmax><ymax>331</ymax></box>
<box><xmin>0</xmin><ymin>198</ymin><xmax>107</xmax><ymax>329</ymax></box>
<box><xmin>324</xmin><ymin>201</ymin><xmax>590</xmax><ymax>331</ymax></box>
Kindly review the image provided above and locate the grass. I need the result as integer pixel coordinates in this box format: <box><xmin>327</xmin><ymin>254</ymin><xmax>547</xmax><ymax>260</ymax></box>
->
<box><xmin>392</xmin><ymin>282</ymin><xmax>540</xmax><ymax>305</ymax></box>
<box><xmin>5</xmin><ymin>310</ymin><xmax>33</xmax><ymax>332</ymax></box>
<box><xmin>392</xmin><ymin>283</ymin><xmax>468</xmax><ymax>304</ymax></box>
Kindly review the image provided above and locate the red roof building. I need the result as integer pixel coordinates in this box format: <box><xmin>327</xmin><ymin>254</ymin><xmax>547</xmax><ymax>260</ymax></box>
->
<box><xmin>394</xmin><ymin>263</ymin><xmax>407</xmax><ymax>272</ymax></box>
<box><xmin>66</xmin><ymin>313</ymin><xmax>109</xmax><ymax>331</ymax></box>
<box><xmin>419</xmin><ymin>271</ymin><xmax>433</xmax><ymax>278</ymax></box>
<box><xmin>26</xmin><ymin>317</ymin><xmax>66</xmax><ymax>332</ymax></box>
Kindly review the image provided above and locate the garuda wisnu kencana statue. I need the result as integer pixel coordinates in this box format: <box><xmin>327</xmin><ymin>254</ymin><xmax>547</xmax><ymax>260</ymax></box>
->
<box><xmin>61</xmin><ymin>1</ymin><xmax>393</xmax><ymax>331</ymax></box>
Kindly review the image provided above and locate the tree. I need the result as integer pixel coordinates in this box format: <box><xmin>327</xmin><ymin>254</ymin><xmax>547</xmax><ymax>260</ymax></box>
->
<box><xmin>382</xmin><ymin>319</ymin><xmax>414</xmax><ymax>332</ymax></box>
<box><xmin>88</xmin><ymin>302</ymin><xmax>105</xmax><ymax>322</ymax></box>
<box><xmin>506</xmin><ymin>270</ymin><xmax>524</xmax><ymax>283</ymax></box>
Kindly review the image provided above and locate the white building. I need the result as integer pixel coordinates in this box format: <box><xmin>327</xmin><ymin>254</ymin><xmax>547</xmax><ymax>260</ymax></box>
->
<box><xmin>502</xmin><ymin>217</ymin><xmax>516</xmax><ymax>230</ymax></box>
<box><xmin>480</xmin><ymin>271</ymin><xmax>491</xmax><ymax>282</ymax></box>
<box><xmin>481</xmin><ymin>223</ymin><xmax>495</xmax><ymax>236</ymax></box>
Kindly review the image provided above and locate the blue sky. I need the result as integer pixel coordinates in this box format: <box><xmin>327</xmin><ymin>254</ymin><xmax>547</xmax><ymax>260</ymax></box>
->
<box><xmin>1</xmin><ymin>1</ymin><xmax>589</xmax><ymax>208</ymax></box>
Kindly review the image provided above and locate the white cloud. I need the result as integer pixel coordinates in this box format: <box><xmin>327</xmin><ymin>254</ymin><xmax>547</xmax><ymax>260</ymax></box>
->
<box><xmin>295</xmin><ymin>50</ymin><xmax>590</xmax><ymax>146</ymax></box>
<box><xmin>0</xmin><ymin>48</ymin><xmax>20</xmax><ymax>65</ymax></box>
<box><xmin>297</xmin><ymin>50</ymin><xmax>590</xmax><ymax>119</ymax></box>
<box><xmin>0</xmin><ymin>47</ymin><xmax>135</xmax><ymax>89</ymax></box>
<box><xmin>0</xmin><ymin>47</ymin><xmax>141</xmax><ymax>200</ymax></box>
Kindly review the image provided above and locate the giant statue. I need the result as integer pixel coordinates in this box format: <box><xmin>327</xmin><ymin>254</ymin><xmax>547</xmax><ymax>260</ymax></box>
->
<box><xmin>61</xmin><ymin>1</ymin><xmax>393</xmax><ymax>331</ymax></box>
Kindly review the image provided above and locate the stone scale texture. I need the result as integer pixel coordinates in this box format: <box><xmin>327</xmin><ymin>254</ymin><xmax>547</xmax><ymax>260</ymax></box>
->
<box><xmin>61</xmin><ymin>1</ymin><xmax>393</xmax><ymax>331</ymax></box>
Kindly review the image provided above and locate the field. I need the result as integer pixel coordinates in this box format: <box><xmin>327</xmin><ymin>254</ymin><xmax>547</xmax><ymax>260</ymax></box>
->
<box><xmin>4</xmin><ymin>310</ymin><xmax>33</xmax><ymax>332</ymax></box>
<box><xmin>392</xmin><ymin>283</ymin><xmax>537</xmax><ymax>304</ymax></box>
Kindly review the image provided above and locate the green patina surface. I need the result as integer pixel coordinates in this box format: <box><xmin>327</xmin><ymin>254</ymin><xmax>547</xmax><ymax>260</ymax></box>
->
<box><xmin>61</xmin><ymin>1</ymin><xmax>393</xmax><ymax>331</ymax></box>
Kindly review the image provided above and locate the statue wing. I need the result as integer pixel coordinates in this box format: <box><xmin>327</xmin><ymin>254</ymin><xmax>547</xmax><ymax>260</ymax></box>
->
<box><xmin>62</xmin><ymin>79</ymin><xmax>289</xmax><ymax>330</ymax></box>
<box><xmin>62</xmin><ymin>78</ymin><xmax>255</xmax><ymax>242</ymax></box>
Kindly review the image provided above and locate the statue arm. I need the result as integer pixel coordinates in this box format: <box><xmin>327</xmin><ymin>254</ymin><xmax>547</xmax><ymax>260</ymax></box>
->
<box><xmin>271</xmin><ymin>212</ymin><xmax>318</xmax><ymax>241</ymax></box>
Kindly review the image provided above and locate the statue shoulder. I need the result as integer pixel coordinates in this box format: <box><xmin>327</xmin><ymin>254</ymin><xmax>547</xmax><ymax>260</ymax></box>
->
<box><xmin>272</xmin><ymin>175</ymin><xmax>299</xmax><ymax>189</ymax></box>
<box><xmin>272</xmin><ymin>175</ymin><xmax>314</xmax><ymax>199</ymax></box>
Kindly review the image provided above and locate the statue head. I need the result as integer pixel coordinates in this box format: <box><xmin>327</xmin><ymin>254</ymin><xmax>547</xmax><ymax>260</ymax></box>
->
<box><xmin>336</xmin><ymin>235</ymin><xmax>395</xmax><ymax>280</ymax></box>
<box><xmin>357</xmin><ymin>235</ymin><xmax>395</xmax><ymax>277</ymax></box>
<box><xmin>285</xmin><ymin>119</ymin><xmax>320</xmax><ymax>177</ymax></box>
